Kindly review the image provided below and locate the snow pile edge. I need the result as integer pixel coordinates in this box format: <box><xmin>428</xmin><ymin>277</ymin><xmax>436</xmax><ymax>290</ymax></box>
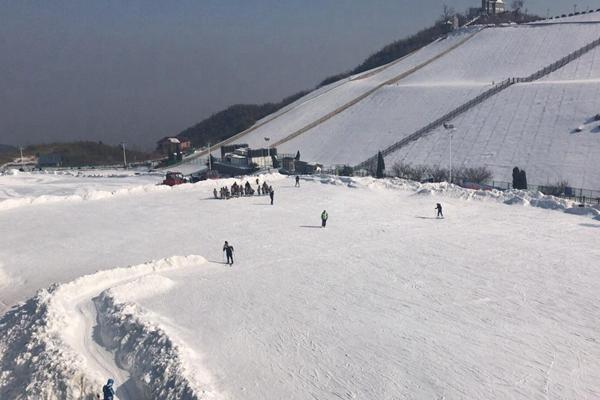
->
<box><xmin>94</xmin><ymin>287</ymin><xmax>218</xmax><ymax>400</ymax></box>
<box><xmin>0</xmin><ymin>255</ymin><xmax>207</xmax><ymax>399</ymax></box>
<box><xmin>0</xmin><ymin>172</ymin><xmax>287</xmax><ymax>212</ymax></box>
<box><xmin>301</xmin><ymin>175</ymin><xmax>600</xmax><ymax>218</ymax></box>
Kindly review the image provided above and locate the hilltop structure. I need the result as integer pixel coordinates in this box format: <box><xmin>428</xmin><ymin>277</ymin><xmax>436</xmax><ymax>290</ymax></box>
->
<box><xmin>482</xmin><ymin>0</ymin><xmax>506</xmax><ymax>15</ymax></box>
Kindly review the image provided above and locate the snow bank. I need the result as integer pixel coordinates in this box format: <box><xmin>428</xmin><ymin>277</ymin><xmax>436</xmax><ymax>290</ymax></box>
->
<box><xmin>0</xmin><ymin>172</ymin><xmax>287</xmax><ymax>212</ymax></box>
<box><xmin>300</xmin><ymin>174</ymin><xmax>598</xmax><ymax>219</ymax></box>
<box><xmin>95</xmin><ymin>277</ymin><xmax>219</xmax><ymax>400</ymax></box>
<box><xmin>0</xmin><ymin>255</ymin><xmax>208</xmax><ymax>400</ymax></box>
<box><xmin>0</xmin><ymin>183</ymin><xmax>170</xmax><ymax>211</ymax></box>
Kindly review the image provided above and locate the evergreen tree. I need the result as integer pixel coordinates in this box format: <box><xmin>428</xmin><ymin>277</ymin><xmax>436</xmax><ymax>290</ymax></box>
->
<box><xmin>519</xmin><ymin>170</ymin><xmax>528</xmax><ymax>190</ymax></box>
<box><xmin>512</xmin><ymin>167</ymin><xmax>521</xmax><ymax>189</ymax></box>
<box><xmin>376</xmin><ymin>151</ymin><xmax>385</xmax><ymax>178</ymax></box>
<box><xmin>295</xmin><ymin>150</ymin><xmax>301</xmax><ymax>161</ymax></box>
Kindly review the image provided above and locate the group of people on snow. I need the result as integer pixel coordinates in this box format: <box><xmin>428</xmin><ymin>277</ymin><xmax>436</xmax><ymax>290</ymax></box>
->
<box><xmin>213</xmin><ymin>179</ymin><xmax>273</xmax><ymax>200</ymax></box>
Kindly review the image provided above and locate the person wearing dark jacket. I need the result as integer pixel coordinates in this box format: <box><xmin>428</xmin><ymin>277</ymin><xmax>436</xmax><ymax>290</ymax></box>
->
<box><xmin>223</xmin><ymin>241</ymin><xmax>234</xmax><ymax>265</ymax></box>
<box><xmin>102</xmin><ymin>379</ymin><xmax>115</xmax><ymax>400</ymax></box>
<box><xmin>435</xmin><ymin>203</ymin><xmax>443</xmax><ymax>218</ymax></box>
<box><xmin>269</xmin><ymin>187</ymin><xmax>274</xmax><ymax>205</ymax></box>
<box><xmin>295</xmin><ymin>175</ymin><xmax>300</xmax><ymax>187</ymax></box>
<box><xmin>321</xmin><ymin>210</ymin><xmax>328</xmax><ymax>227</ymax></box>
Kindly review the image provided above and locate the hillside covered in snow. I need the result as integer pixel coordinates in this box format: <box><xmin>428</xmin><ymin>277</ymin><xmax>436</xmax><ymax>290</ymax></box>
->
<box><xmin>181</xmin><ymin>13</ymin><xmax>600</xmax><ymax>190</ymax></box>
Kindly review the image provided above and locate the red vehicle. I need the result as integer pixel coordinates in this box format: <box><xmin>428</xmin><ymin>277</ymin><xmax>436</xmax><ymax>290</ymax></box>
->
<box><xmin>162</xmin><ymin>171</ymin><xmax>187</xmax><ymax>186</ymax></box>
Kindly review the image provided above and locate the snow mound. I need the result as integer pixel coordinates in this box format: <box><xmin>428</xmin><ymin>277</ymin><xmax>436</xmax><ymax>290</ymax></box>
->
<box><xmin>302</xmin><ymin>175</ymin><xmax>596</xmax><ymax>219</ymax></box>
<box><xmin>0</xmin><ymin>183</ymin><xmax>170</xmax><ymax>211</ymax></box>
<box><xmin>95</xmin><ymin>281</ymin><xmax>219</xmax><ymax>400</ymax></box>
<box><xmin>0</xmin><ymin>255</ymin><xmax>209</xmax><ymax>400</ymax></box>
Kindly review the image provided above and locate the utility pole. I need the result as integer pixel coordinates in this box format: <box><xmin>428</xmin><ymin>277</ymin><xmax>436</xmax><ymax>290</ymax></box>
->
<box><xmin>449</xmin><ymin>131</ymin><xmax>453</xmax><ymax>184</ymax></box>
<box><xmin>121</xmin><ymin>142</ymin><xmax>127</xmax><ymax>168</ymax></box>
<box><xmin>264</xmin><ymin>137</ymin><xmax>271</xmax><ymax>169</ymax></box>
<box><xmin>208</xmin><ymin>142</ymin><xmax>212</xmax><ymax>171</ymax></box>
<box><xmin>19</xmin><ymin>146</ymin><xmax>24</xmax><ymax>170</ymax></box>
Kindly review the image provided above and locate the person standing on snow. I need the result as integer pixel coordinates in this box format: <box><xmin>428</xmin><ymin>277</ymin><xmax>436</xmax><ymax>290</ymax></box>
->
<box><xmin>321</xmin><ymin>210</ymin><xmax>328</xmax><ymax>227</ymax></box>
<box><xmin>102</xmin><ymin>378</ymin><xmax>115</xmax><ymax>400</ymax></box>
<box><xmin>223</xmin><ymin>241</ymin><xmax>234</xmax><ymax>265</ymax></box>
<box><xmin>269</xmin><ymin>187</ymin><xmax>274</xmax><ymax>205</ymax></box>
<box><xmin>295</xmin><ymin>175</ymin><xmax>300</xmax><ymax>187</ymax></box>
<box><xmin>435</xmin><ymin>203</ymin><xmax>443</xmax><ymax>218</ymax></box>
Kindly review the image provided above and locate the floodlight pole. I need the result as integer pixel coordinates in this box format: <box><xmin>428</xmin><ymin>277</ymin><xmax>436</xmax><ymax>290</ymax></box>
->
<box><xmin>443</xmin><ymin>123</ymin><xmax>455</xmax><ymax>184</ymax></box>
<box><xmin>449</xmin><ymin>131</ymin><xmax>453</xmax><ymax>184</ymax></box>
<box><xmin>19</xmin><ymin>146</ymin><xmax>25</xmax><ymax>169</ymax></box>
<box><xmin>121</xmin><ymin>142</ymin><xmax>127</xmax><ymax>168</ymax></box>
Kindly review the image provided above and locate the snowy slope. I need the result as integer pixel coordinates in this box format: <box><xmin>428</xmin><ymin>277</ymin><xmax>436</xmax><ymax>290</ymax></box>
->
<box><xmin>1</xmin><ymin>173</ymin><xmax>600</xmax><ymax>399</ymax></box>
<box><xmin>536</xmin><ymin>10</ymin><xmax>600</xmax><ymax>23</ymax></box>
<box><xmin>387</xmin><ymin>79</ymin><xmax>600</xmax><ymax>188</ymax></box>
<box><xmin>277</xmin><ymin>83</ymin><xmax>488</xmax><ymax>165</ymax></box>
<box><xmin>275</xmin><ymin>23</ymin><xmax>600</xmax><ymax>167</ymax></box>
<box><xmin>189</xmin><ymin>28</ymin><xmax>482</xmax><ymax>155</ymax></box>
<box><xmin>174</xmin><ymin>20</ymin><xmax>600</xmax><ymax>191</ymax></box>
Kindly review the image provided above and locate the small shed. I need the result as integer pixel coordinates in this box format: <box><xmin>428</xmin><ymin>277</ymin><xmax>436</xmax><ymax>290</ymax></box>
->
<box><xmin>37</xmin><ymin>154</ymin><xmax>62</xmax><ymax>168</ymax></box>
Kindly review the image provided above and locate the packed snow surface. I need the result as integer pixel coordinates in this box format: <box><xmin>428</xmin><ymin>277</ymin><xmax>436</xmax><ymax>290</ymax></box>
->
<box><xmin>0</xmin><ymin>170</ymin><xmax>162</xmax><ymax>210</ymax></box>
<box><xmin>1</xmin><ymin>173</ymin><xmax>599</xmax><ymax>399</ymax></box>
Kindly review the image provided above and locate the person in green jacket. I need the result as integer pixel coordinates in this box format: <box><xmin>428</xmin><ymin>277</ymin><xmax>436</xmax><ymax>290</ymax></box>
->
<box><xmin>321</xmin><ymin>210</ymin><xmax>328</xmax><ymax>228</ymax></box>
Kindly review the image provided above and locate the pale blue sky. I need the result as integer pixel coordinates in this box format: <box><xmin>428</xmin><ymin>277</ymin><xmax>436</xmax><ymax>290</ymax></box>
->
<box><xmin>0</xmin><ymin>0</ymin><xmax>592</xmax><ymax>149</ymax></box>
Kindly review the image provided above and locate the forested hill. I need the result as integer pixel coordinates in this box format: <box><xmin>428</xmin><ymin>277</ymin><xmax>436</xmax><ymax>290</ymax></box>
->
<box><xmin>23</xmin><ymin>142</ymin><xmax>155</xmax><ymax>167</ymax></box>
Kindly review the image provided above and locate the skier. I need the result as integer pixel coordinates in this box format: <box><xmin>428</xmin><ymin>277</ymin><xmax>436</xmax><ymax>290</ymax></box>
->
<box><xmin>269</xmin><ymin>187</ymin><xmax>274</xmax><ymax>205</ymax></box>
<box><xmin>213</xmin><ymin>188</ymin><xmax>218</xmax><ymax>199</ymax></box>
<box><xmin>435</xmin><ymin>203</ymin><xmax>443</xmax><ymax>218</ymax></box>
<box><xmin>295</xmin><ymin>175</ymin><xmax>300</xmax><ymax>187</ymax></box>
<box><xmin>102</xmin><ymin>379</ymin><xmax>115</xmax><ymax>400</ymax></box>
<box><xmin>223</xmin><ymin>241</ymin><xmax>234</xmax><ymax>265</ymax></box>
<box><xmin>321</xmin><ymin>210</ymin><xmax>328</xmax><ymax>228</ymax></box>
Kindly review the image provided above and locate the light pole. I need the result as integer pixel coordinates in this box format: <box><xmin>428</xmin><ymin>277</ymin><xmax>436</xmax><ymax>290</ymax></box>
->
<box><xmin>264</xmin><ymin>137</ymin><xmax>271</xmax><ymax>169</ymax></box>
<box><xmin>120</xmin><ymin>142</ymin><xmax>127</xmax><ymax>168</ymax></box>
<box><xmin>443</xmin><ymin>123</ymin><xmax>455</xmax><ymax>184</ymax></box>
<box><xmin>19</xmin><ymin>146</ymin><xmax>24</xmax><ymax>169</ymax></box>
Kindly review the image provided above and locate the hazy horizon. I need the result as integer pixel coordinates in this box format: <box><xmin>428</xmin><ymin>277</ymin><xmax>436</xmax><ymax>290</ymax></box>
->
<box><xmin>0</xmin><ymin>0</ymin><xmax>590</xmax><ymax>150</ymax></box>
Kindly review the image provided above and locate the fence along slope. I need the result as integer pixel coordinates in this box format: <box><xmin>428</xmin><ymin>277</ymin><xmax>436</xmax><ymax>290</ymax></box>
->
<box><xmin>355</xmin><ymin>35</ymin><xmax>600</xmax><ymax>171</ymax></box>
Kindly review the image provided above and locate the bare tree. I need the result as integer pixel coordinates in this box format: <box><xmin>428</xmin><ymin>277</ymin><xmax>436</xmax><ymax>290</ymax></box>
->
<box><xmin>441</xmin><ymin>3</ymin><xmax>455</xmax><ymax>21</ymax></box>
<box><xmin>429</xmin><ymin>166</ymin><xmax>449</xmax><ymax>183</ymax></box>
<box><xmin>459</xmin><ymin>166</ymin><xmax>493</xmax><ymax>184</ymax></box>
<box><xmin>511</xmin><ymin>0</ymin><xmax>525</xmax><ymax>13</ymax></box>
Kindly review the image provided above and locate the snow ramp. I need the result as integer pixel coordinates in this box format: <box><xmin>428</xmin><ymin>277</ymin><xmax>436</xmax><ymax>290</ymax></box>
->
<box><xmin>0</xmin><ymin>255</ymin><xmax>220</xmax><ymax>400</ymax></box>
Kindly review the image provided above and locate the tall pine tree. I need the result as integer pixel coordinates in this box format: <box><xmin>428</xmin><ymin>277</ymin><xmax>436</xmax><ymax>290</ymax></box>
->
<box><xmin>376</xmin><ymin>151</ymin><xmax>385</xmax><ymax>178</ymax></box>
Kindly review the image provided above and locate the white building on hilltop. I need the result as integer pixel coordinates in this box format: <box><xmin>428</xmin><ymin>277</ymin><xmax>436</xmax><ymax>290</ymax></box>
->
<box><xmin>482</xmin><ymin>0</ymin><xmax>506</xmax><ymax>15</ymax></box>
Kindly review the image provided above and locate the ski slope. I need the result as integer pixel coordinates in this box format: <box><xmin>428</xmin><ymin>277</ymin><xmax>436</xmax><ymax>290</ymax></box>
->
<box><xmin>174</xmin><ymin>18</ymin><xmax>600</xmax><ymax>190</ymax></box>
<box><xmin>274</xmin><ymin>22</ymin><xmax>600</xmax><ymax>169</ymax></box>
<box><xmin>1</xmin><ymin>172</ymin><xmax>600</xmax><ymax>399</ymax></box>
<box><xmin>182</xmin><ymin>27</ymin><xmax>482</xmax><ymax>156</ymax></box>
<box><xmin>388</xmin><ymin>46</ymin><xmax>600</xmax><ymax>188</ymax></box>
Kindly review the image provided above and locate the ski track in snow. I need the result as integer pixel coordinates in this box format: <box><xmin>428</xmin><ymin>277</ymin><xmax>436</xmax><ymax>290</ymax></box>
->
<box><xmin>72</xmin><ymin>282</ymin><xmax>143</xmax><ymax>400</ymax></box>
